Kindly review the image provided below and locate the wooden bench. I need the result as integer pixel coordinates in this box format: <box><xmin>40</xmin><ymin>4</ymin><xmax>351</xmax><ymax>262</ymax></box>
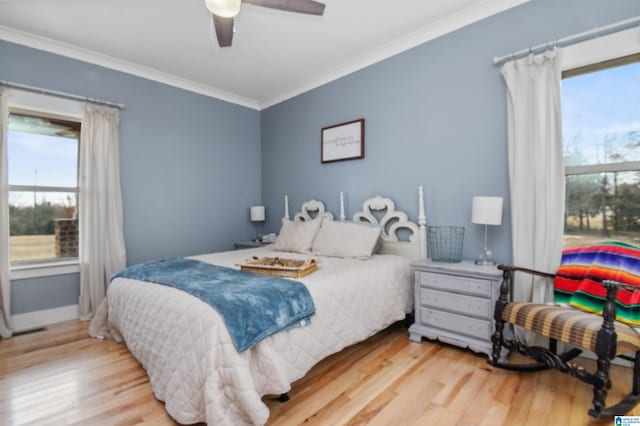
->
<box><xmin>489</xmin><ymin>264</ymin><xmax>640</xmax><ymax>419</ymax></box>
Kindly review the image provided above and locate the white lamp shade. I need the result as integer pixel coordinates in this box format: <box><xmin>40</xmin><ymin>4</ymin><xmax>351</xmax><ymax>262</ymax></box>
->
<box><xmin>472</xmin><ymin>196</ymin><xmax>503</xmax><ymax>226</ymax></box>
<box><xmin>250</xmin><ymin>205</ymin><xmax>265</xmax><ymax>222</ymax></box>
<box><xmin>205</xmin><ymin>0</ymin><xmax>241</xmax><ymax>17</ymax></box>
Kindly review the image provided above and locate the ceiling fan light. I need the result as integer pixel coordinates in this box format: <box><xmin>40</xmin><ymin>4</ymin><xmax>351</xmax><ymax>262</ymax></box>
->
<box><xmin>205</xmin><ymin>0</ymin><xmax>241</xmax><ymax>18</ymax></box>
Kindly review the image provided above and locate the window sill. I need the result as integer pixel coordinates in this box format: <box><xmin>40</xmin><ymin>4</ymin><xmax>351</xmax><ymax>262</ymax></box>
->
<box><xmin>11</xmin><ymin>259</ymin><xmax>80</xmax><ymax>280</ymax></box>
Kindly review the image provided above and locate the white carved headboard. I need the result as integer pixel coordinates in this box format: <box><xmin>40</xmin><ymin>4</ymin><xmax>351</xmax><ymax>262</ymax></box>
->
<box><xmin>352</xmin><ymin>187</ymin><xmax>427</xmax><ymax>261</ymax></box>
<box><xmin>283</xmin><ymin>196</ymin><xmax>333</xmax><ymax>222</ymax></box>
<box><xmin>282</xmin><ymin>186</ymin><xmax>427</xmax><ymax>261</ymax></box>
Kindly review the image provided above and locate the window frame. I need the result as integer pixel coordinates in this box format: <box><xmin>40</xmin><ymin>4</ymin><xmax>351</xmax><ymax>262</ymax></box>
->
<box><xmin>7</xmin><ymin>91</ymin><xmax>83</xmax><ymax>280</ymax></box>
<box><xmin>565</xmin><ymin>161</ymin><xmax>640</xmax><ymax>177</ymax></box>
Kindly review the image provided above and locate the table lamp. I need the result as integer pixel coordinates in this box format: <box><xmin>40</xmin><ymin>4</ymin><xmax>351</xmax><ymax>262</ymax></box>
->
<box><xmin>471</xmin><ymin>196</ymin><xmax>503</xmax><ymax>266</ymax></box>
<box><xmin>250</xmin><ymin>205</ymin><xmax>265</xmax><ymax>242</ymax></box>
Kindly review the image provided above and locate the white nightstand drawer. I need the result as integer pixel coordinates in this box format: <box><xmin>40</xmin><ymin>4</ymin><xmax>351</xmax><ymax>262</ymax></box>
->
<box><xmin>419</xmin><ymin>288</ymin><xmax>492</xmax><ymax>318</ymax></box>
<box><xmin>417</xmin><ymin>271</ymin><xmax>491</xmax><ymax>297</ymax></box>
<box><xmin>420</xmin><ymin>307</ymin><xmax>493</xmax><ymax>340</ymax></box>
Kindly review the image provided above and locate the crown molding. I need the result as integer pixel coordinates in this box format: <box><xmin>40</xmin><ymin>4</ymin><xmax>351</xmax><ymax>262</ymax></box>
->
<box><xmin>0</xmin><ymin>25</ymin><xmax>261</xmax><ymax>110</ymax></box>
<box><xmin>259</xmin><ymin>0</ymin><xmax>530</xmax><ymax>109</ymax></box>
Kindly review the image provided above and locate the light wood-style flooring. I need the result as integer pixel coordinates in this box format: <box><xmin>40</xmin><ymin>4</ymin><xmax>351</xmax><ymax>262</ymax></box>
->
<box><xmin>1</xmin><ymin>320</ymin><xmax>638</xmax><ymax>425</ymax></box>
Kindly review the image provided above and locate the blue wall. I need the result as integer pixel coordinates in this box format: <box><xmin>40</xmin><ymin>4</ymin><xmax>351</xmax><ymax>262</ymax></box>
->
<box><xmin>1</xmin><ymin>41</ymin><xmax>261</xmax><ymax>314</ymax></box>
<box><xmin>11</xmin><ymin>274</ymin><xmax>80</xmax><ymax>315</ymax></box>
<box><xmin>261</xmin><ymin>0</ymin><xmax>640</xmax><ymax>264</ymax></box>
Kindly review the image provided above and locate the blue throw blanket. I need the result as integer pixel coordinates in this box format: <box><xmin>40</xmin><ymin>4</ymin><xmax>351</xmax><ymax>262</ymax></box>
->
<box><xmin>111</xmin><ymin>257</ymin><xmax>315</xmax><ymax>352</ymax></box>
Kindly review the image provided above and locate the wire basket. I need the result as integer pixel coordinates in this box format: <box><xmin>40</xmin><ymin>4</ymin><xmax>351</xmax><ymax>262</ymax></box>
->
<box><xmin>428</xmin><ymin>226</ymin><xmax>465</xmax><ymax>263</ymax></box>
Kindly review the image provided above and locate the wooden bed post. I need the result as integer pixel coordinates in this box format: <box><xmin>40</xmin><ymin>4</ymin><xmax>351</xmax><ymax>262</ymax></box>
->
<box><xmin>284</xmin><ymin>195</ymin><xmax>290</xmax><ymax>222</ymax></box>
<box><xmin>418</xmin><ymin>185</ymin><xmax>427</xmax><ymax>260</ymax></box>
<box><xmin>339</xmin><ymin>192</ymin><xmax>346</xmax><ymax>222</ymax></box>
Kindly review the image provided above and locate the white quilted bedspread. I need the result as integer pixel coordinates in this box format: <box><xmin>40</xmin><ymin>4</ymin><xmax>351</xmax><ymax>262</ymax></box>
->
<box><xmin>95</xmin><ymin>247</ymin><xmax>413</xmax><ymax>425</ymax></box>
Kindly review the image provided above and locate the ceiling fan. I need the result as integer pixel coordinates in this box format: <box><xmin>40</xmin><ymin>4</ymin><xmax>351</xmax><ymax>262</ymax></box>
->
<box><xmin>205</xmin><ymin>0</ymin><xmax>326</xmax><ymax>47</ymax></box>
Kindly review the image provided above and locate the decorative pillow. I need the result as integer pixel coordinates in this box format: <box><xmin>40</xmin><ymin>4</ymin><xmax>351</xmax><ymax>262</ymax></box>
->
<box><xmin>273</xmin><ymin>218</ymin><xmax>322</xmax><ymax>253</ymax></box>
<box><xmin>311</xmin><ymin>218</ymin><xmax>382</xmax><ymax>259</ymax></box>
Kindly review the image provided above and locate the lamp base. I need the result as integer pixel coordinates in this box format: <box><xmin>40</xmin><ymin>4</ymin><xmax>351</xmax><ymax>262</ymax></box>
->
<box><xmin>253</xmin><ymin>224</ymin><xmax>263</xmax><ymax>242</ymax></box>
<box><xmin>475</xmin><ymin>226</ymin><xmax>495</xmax><ymax>266</ymax></box>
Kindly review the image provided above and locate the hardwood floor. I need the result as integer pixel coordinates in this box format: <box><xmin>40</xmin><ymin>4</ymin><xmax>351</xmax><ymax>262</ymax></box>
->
<box><xmin>1</xmin><ymin>320</ymin><xmax>637</xmax><ymax>425</ymax></box>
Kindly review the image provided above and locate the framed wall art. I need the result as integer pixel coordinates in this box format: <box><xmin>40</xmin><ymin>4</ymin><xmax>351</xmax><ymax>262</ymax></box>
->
<box><xmin>321</xmin><ymin>118</ymin><xmax>365</xmax><ymax>163</ymax></box>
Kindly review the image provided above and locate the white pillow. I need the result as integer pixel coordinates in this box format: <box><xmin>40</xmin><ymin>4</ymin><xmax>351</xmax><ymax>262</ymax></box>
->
<box><xmin>273</xmin><ymin>218</ymin><xmax>322</xmax><ymax>253</ymax></box>
<box><xmin>311</xmin><ymin>218</ymin><xmax>382</xmax><ymax>259</ymax></box>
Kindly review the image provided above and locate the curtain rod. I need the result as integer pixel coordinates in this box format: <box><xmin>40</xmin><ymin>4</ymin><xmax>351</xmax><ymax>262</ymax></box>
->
<box><xmin>0</xmin><ymin>80</ymin><xmax>125</xmax><ymax>110</ymax></box>
<box><xmin>493</xmin><ymin>15</ymin><xmax>640</xmax><ymax>65</ymax></box>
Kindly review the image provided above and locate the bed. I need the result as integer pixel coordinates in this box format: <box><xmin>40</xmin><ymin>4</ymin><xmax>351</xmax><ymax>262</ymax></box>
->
<box><xmin>89</xmin><ymin>187</ymin><xmax>428</xmax><ymax>425</ymax></box>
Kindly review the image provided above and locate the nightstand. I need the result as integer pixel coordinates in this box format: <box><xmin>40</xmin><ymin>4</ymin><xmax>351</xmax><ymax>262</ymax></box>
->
<box><xmin>233</xmin><ymin>241</ymin><xmax>273</xmax><ymax>250</ymax></box>
<box><xmin>408</xmin><ymin>260</ymin><xmax>503</xmax><ymax>357</ymax></box>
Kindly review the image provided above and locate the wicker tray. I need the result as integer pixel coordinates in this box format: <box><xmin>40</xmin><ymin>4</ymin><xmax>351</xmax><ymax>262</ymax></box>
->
<box><xmin>240</xmin><ymin>256</ymin><xmax>317</xmax><ymax>278</ymax></box>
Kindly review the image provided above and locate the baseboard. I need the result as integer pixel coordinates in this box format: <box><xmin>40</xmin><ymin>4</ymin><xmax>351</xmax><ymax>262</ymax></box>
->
<box><xmin>11</xmin><ymin>304</ymin><xmax>79</xmax><ymax>332</ymax></box>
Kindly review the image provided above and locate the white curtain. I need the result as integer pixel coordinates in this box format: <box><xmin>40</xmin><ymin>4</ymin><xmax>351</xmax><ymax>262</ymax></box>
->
<box><xmin>0</xmin><ymin>89</ymin><xmax>12</xmax><ymax>338</ymax></box>
<box><xmin>78</xmin><ymin>104</ymin><xmax>127</xmax><ymax>320</ymax></box>
<box><xmin>502</xmin><ymin>49</ymin><xmax>565</xmax><ymax>340</ymax></box>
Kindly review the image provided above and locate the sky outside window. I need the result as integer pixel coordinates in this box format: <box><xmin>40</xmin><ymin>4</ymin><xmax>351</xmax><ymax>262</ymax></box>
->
<box><xmin>8</xmin><ymin>131</ymin><xmax>78</xmax><ymax>187</ymax></box>
<box><xmin>8</xmin><ymin>130</ymin><xmax>78</xmax><ymax>207</ymax></box>
<box><xmin>562</xmin><ymin>61</ymin><xmax>640</xmax><ymax>166</ymax></box>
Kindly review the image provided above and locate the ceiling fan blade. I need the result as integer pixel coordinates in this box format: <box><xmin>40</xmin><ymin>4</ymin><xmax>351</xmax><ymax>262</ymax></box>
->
<box><xmin>243</xmin><ymin>0</ymin><xmax>325</xmax><ymax>16</ymax></box>
<box><xmin>212</xmin><ymin>14</ymin><xmax>234</xmax><ymax>47</ymax></box>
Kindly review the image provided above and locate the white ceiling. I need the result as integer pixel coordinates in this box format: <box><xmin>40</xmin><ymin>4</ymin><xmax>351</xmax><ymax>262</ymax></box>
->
<box><xmin>0</xmin><ymin>0</ymin><xmax>528</xmax><ymax>109</ymax></box>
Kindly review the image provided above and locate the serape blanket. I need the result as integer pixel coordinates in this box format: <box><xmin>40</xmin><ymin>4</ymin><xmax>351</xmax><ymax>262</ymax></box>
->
<box><xmin>554</xmin><ymin>242</ymin><xmax>640</xmax><ymax>325</ymax></box>
<box><xmin>112</xmin><ymin>257</ymin><xmax>315</xmax><ymax>352</ymax></box>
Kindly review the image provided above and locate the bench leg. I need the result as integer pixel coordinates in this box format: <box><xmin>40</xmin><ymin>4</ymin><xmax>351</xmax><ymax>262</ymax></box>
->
<box><xmin>591</xmin><ymin>353</ymin><xmax>640</xmax><ymax>418</ymax></box>
<box><xmin>490</xmin><ymin>270</ymin><xmax>512</xmax><ymax>366</ymax></box>
<box><xmin>277</xmin><ymin>393</ymin><xmax>290</xmax><ymax>403</ymax></box>
<box><xmin>634</xmin><ymin>351</ymin><xmax>640</xmax><ymax>395</ymax></box>
<box><xmin>490</xmin><ymin>317</ymin><xmax>506</xmax><ymax>365</ymax></box>
<box><xmin>589</xmin><ymin>355</ymin><xmax>611</xmax><ymax>418</ymax></box>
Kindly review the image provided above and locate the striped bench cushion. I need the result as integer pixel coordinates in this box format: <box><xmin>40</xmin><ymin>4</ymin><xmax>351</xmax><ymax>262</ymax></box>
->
<box><xmin>503</xmin><ymin>302</ymin><xmax>640</xmax><ymax>354</ymax></box>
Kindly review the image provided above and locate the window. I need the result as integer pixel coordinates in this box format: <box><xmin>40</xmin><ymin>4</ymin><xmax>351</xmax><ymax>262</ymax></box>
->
<box><xmin>8</xmin><ymin>111</ymin><xmax>81</xmax><ymax>265</ymax></box>
<box><xmin>561</xmin><ymin>56</ymin><xmax>640</xmax><ymax>249</ymax></box>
